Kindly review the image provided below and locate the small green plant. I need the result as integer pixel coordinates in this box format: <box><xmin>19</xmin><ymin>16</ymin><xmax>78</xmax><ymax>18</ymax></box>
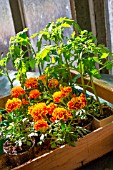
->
<box><xmin>0</xmin><ymin>28</ymin><xmax>37</xmax><ymax>88</ymax></box>
<box><xmin>32</xmin><ymin>17</ymin><xmax>113</xmax><ymax>115</ymax></box>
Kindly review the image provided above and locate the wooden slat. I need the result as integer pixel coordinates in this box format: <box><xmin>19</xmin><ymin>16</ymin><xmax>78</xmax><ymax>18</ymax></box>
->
<box><xmin>12</xmin><ymin>122</ymin><xmax>113</xmax><ymax>170</ymax></box>
<box><xmin>0</xmin><ymin>95</ymin><xmax>11</xmax><ymax>109</ymax></box>
<box><xmin>74</xmin><ymin>0</ymin><xmax>91</xmax><ymax>32</ymax></box>
<box><xmin>9</xmin><ymin>0</ymin><xmax>26</xmax><ymax>33</ymax></box>
<box><xmin>93</xmin><ymin>0</ymin><xmax>108</xmax><ymax>74</ymax></box>
<box><xmin>71</xmin><ymin>70</ymin><xmax>113</xmax><ymax>104</ymax></box>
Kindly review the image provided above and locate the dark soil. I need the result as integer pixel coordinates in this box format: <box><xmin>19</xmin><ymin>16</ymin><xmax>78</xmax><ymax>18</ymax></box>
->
<box><xmin>97</xmin><ymin>104</ymin><xmax>113</xmax><ymax>120</ymax></box>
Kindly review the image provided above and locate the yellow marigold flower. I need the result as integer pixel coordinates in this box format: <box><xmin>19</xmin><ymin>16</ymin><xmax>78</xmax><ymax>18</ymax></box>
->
<box><xmin>34</xmin><ymin>119</ymin><xmax>48</xmax><ymax>132</ymax></box>
<box><xmin>29</xmin><ymin>89</ymin><xmax>41</xmax><ymax>99</ymax></box>
<box><xmin>53</xmin><ymin>91</ymin><xmax>63</xmax><ymax>103</ymax></box>
<box><xmin>47</xmin><ymin>103</ymin><xmax>57</xmax><ymax>115</ymax></box>
<box><xmin>52</xmin><ymin>107</ymin><xmax>72</xmax><ymax>120</ymax></box>
<box><xmin>28</xmin><ymin>105</ymin><xmax>34</xmax><ymax>114</ymax></box>
<box><xmin>5</xmin><ymin>98</ymin><xmax>22</xmax><ymax>112</ymax></box>
<box><xmin>60</xmin><ymin>86</ymin><xmax>72</xmax><ymax>96</ymax></box>
<box><xmin>11</xmin><ymin>86</ymin><xmax>25</xmax><ymax>98</ymax></box>
<box><xmin>28</xmin><ymin>103</ymin><xmax>48</xmax><ymax>120</ymax></box>
<box><xmin>22</xmin><ymin>99</ymin><xmax>30</xmax><ymax>105</ymax></box>
<box><xmin>37</xmin><ymin>74</ymin><xmax>46</xmax><ymax>85</ymax></box>
<box><xmin>48</xmin><ymin>78</ymin><xmax>59</xmax><ymax>88</ymax></box>
<box><xmin>24</xmin><ymin>77</ymin><xmax>38</xmax><ymax>89</ymax></box>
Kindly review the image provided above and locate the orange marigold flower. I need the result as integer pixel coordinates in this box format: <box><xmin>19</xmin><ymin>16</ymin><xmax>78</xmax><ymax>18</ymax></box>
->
<box><xmin>47</xmin><ymin>103</ymin><xmax>57</xmax><ymax>115</ymax></box>
<box><xmin>37</xmin><ymin>74</ymin><xmax>46</xmax><ymax>85</ymax></box>
<box><xmin>67</xmin><ymin>97</ymin><xmax>81</xmax><ymax>110</ymax></box>
<box><xmin>67</xmin><ymin>94</ymin><xmax>87</xmax><ymax>110</ymax></box>
<box><xmin>32</xmin><ymin>114</ymin><xmax>42</xmax><ymax>122</ymax></box>
<box><xmin>60</xmin><ymin>86</ymin><xmax>72</xmax><ymax>96</ymax></box>
<box><xmin>50</xmin><ymin>116</ymin><xmax>57</xmax><ymax>122</ymax></box>
<box><xmin>22</xmin><ymin>99</ymin><xmax>30</xmax><ymax>105</ymax></box>
<box><xmin>0</xmin><ymin>115</ymin><xmax>2</xmax><ymax>122</ymax></box>
<box><xmin>79</xmin><ymin>93</ymin><xmax>87</xmax><ymax>107</ymax></box>
<box><xmin>53</xmin><ymin>91</ymin><xmax>63</xmax><ymax>103</ymax></box>
<box><xmin>52</xmin><ymin>108</ymin><xmax>72</xmax><ymax>120</ymax></box>
<box><xmin>11</xmin><ymin>86</ymin><xmax>25</xmax><ymax>98</ymax></box>
<box><xmin>5</xmin><ymin>98</ymin><xmax>22</xmax><ymax>112</ymax></box>
<box><xmin>34</xmin><ymin>119</ymin><xmax>48</xmax><ymax>132</ymax></box>
<box><xmin>24</xmin><ymin>77</ymin><xmax>38</xmax><ymax>89</ymax></box>
<box><xmin>28</xmin><ymin>103</ymin><xmax>48</xmax><ymax>120</ymax></box>
<box><xmin>29</xmin><ymin>89</ymin><xmax>41</xmax><ymax>99</ymax></box>
<box><xmin>48</xmin><ymin>78</ymin><xmax>59</xmax><ymax>88</ymax></box>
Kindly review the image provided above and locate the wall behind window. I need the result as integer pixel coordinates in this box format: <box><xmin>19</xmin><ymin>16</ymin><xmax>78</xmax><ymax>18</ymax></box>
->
<box><xmin>0</xmin><ymin>0</ymin><xmax>15</xmax><ymax>69</ymax></box>
<box><xmin>22</xmin><ymin>0</ymin><xmax>72</xmax><ymax>50</ymax></box>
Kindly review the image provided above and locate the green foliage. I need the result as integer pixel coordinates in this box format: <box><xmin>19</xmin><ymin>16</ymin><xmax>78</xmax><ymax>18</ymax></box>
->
<box><xmin>0</xmin><ymin>110</ymin><xmax>34</xmax><ymax>147</ymax></box>
<box><xmin>1</xmin><ymin>17</ymin><xmax>113</xmax><ymax>150</ymax></box>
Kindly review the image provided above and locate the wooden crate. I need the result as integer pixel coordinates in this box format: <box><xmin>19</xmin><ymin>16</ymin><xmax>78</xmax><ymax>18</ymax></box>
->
<box><xmin>1</xmin><ymin>73</ymin><xmax>113</xmax><ymax>170</ymax></box>
<box><xmin>12</xmin><ymin>122</ymin><xmax>113</xmax><ymax>170</ymax></box>
<box><xmin>0</xmin><ymin>95</ymin><xmax>11</xmax><ymax>109</ymax></box>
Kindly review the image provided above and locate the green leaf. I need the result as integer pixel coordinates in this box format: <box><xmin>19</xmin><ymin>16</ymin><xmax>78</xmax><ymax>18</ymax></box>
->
<box><xmin>52</xmin><ymin>56</ymin><xmax>56</xmax><ymax>64</ymax></box>
<box><xmin>51</xmin><ymin>142</ymin><xmax>57</xmax><ymax>149</ymax></box>
<box><xmin>30</xmin><ymin>33</ymin><xmax>38</xmax><ymax>39</ymax></box>
<box><xmin>71</xmin><ymin>32</ymin><xmax>75</xmax><ymax>39</ymax></box>
<box><xmin>27</xmin><ymin>141</ymin><xmax>32</xmax><ymax>146</ymax></box>
<box><xmin>61</xmin><ymin>123</ymin><xmax>65</xmax><ymax>132</ymax></box>
<box><xmin>29</xmin><ymin>58</ymin><xmax>36</xmax><ymax>69</ymax></box>
<box><xmin>36</xmin><ymin>46</ymin><xmax>52</xmax><ymax>60</ymax></box>
<box><xmin>100</xmin><ymin>53</ymin><xmax>109</xmax><ymax>59</ymax></box>
<box><xmin>60</xmin><ymin>23</ymin><xmax>71</xmax><ymax>28</ymax></box>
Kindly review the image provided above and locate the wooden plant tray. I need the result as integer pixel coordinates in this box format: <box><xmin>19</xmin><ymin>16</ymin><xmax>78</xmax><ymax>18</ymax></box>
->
<box><xmin>12</xmin><ymin>122</ymin><xmax>113</xmax><ymax>170</ymax></box>
<box><xmin>0</xmin><ymin>95</ymin><xmax>11</xmax><ymax>109</ymax></box>
<box><xmin>1</xmin><ymin>72</ymin><xmax>113</xmax><ymax>170</ymax></box>
<box><xmin>93</xmin><ymin>115</ymin><xmax>113</xmax><ymax>129</ymax></box>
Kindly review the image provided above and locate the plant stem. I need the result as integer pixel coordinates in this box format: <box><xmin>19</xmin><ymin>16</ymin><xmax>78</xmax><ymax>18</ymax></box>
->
<box><xmin>6</xmin><ymin>69</ymin><xmax>13</xmax><ymax>89</ymax></box>
<box><xmin>79</xmin><ymin>52</ymin><xmax>86</xmax><ymax>94</ymax></box>
<box><xmin>31</xmin><ymin>47</ymin><xmax>42</xmax><ymax>75</ymax></box>
<box><xmin>64</xmin><ymin>53</ymin><xmax>72</xmax><ymax>85</ymax></box>
<box><xmin>90</xmin><ymin>76</ymin><xmax>103</xmax><ymax>114</ymax></box>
